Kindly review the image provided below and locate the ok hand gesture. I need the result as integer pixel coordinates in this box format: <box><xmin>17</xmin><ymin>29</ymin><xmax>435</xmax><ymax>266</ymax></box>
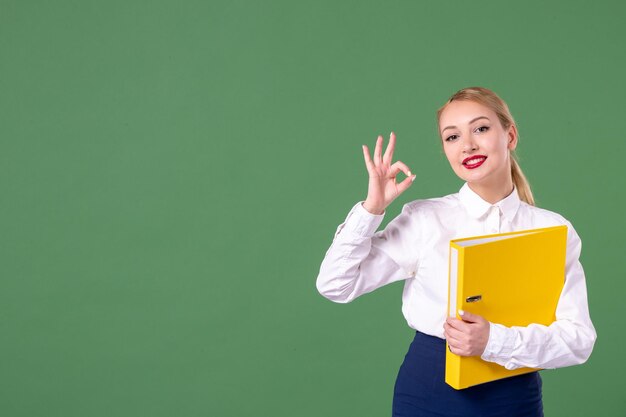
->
<box><xmin>361</xmin><ymin>132</ymin><xmax>416</xmax><ymax>215</ymax></box>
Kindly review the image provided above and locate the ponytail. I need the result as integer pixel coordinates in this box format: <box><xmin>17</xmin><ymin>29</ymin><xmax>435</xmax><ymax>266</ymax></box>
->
<box><xmin>511</xmin><ymin>152</ymin><xmax>534</xmax><ymax>206</ymax></box>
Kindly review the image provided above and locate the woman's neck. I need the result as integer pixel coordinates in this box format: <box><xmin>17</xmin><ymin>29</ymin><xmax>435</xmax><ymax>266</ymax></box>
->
<box><xmin>467</xmin><ymin>176</ymin><xmax>514</xmax><ymax>204</ymax></box>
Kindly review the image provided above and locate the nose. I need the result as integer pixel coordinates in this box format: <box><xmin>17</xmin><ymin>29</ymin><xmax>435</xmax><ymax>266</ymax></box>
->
<box><xmin>461</xmin><ymin>134</ymin><xmax>478</xmax><ymax>153</ymax></box>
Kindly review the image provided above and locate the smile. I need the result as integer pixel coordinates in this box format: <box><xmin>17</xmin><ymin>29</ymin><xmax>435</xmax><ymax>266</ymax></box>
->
<box><xmin>462</xmin><ymin>155</ymin><xmax>487</xmax><ymax>169</ymax></box>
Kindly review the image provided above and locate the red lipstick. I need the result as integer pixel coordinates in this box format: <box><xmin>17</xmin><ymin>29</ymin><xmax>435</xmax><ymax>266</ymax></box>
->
<box><xmin>462</xmin><ymin>155</ymin><xmax>487</xmax><ymax>169</ymax></box>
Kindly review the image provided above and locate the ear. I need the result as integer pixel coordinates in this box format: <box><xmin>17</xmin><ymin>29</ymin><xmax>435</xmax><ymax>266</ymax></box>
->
<box><xmin>507</xmin><ymin>124</ymin><xmax>518</xmax><ymax>151</ymax></box>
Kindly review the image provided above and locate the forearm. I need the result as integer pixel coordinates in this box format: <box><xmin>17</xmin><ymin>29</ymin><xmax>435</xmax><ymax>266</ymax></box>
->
<box><xmin>316</xmin><ymin>235</ymin><xmax>404</xmax><ymax>303</ymax></box>
<box><xmin>316</xmin><ymin>201</ymin><xmax>416</xmax><ymax>303</ymax></box>
<box><xmin>481</xmin><ymin>319</ymin><xmax>597</xmax><ymax>370</ymax></box>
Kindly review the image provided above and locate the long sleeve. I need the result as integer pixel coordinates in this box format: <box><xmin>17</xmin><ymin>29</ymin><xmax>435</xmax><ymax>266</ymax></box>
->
<box><xmin>316</xmin><ymin>201</ymin><xmax>419</xmax><ymax>303</ymax></box>
<box><xmin>480</xmin><ymin>222</ymin><xmax>597</xmax><ymax>370</ymax></box>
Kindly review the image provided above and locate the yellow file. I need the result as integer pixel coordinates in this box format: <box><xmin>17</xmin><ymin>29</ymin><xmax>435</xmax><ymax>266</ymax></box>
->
<box><xmin>445</xmin><ymin>225</ymin><xmax>567</xmax><ymax>390</ymax></box>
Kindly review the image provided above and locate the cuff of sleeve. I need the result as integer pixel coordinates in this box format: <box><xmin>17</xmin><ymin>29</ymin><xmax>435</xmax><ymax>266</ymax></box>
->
<box><xmin>480</xmin><ymin>322</ymin><xmax>517</xmax><ymax>367</ymax></box>
<box><xmin>340</xmin><ymin>201</ymin><xmax>385</xmax><ymax>237</ymax></box>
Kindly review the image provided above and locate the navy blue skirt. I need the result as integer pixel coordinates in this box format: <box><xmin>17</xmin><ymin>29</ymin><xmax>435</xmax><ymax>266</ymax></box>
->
<box><xmin>393</xmin><ymin>331</ymin><xmax>543</xmax><ymax>417</ymax></box>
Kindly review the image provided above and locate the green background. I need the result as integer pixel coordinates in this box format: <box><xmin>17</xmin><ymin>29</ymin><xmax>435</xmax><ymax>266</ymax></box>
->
<box><xmin>1</xmin><ymin>0</ymin><xmax>624</xmax><ymax>415</ymax></box>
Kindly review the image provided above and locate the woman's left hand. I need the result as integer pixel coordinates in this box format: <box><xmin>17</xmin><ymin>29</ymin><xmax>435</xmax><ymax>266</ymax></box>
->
<box><xmin>444</xmin><ymin>310</ymin><xmax>490</xmax><ymax>357</ymax></box>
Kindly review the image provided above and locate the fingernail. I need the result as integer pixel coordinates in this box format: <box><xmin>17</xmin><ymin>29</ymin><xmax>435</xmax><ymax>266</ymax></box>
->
<box><xmin>458</xmin><ymin>309</ymin><xmax>465</xmax><ymax>316</ymax></box>
<box><xmin>407</xmin><ymin>170</ymin><xmax>412</xmax><ymax>176</ymax></box>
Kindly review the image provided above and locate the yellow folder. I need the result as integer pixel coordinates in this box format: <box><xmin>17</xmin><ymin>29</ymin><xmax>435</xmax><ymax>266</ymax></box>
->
<box><xmin>445</xmin><ymin>225</ymin><xmax>567</xmax><ymax>390</ymax></box>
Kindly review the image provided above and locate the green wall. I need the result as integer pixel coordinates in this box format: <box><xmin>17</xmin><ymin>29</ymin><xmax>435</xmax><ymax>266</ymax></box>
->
<box><xmin>1</xmin><ymin>0</ymin><xmax>624</xmax><ymax>415</ymax></box>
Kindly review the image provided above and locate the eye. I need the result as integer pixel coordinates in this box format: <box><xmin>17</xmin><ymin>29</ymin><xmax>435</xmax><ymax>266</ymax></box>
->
<box><xmin>445</xmin><ymin>134</ymin><xmax>459</xmax><ymax>142</ymax></box>
<box><xmin>475</xmin><ymin>125</ymin><xmax>490</xmax><ymax>133</ymax></box>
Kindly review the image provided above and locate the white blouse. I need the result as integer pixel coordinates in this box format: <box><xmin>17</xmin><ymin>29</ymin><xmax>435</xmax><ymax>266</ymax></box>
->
<box><xmin>316</xmin><ymin>183</ymin><xmax>597</xmax><ymax>370</ymax></box>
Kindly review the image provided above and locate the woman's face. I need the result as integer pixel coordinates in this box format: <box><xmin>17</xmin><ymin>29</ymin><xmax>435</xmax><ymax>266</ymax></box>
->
<box><xmin>438</xmin><ymin>100</ymin><xmax>517</xmax><ymax>188</ymax></box>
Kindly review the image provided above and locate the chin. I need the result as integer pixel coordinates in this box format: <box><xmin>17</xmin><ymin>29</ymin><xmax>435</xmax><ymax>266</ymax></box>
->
<box><xmin>462</xmin><ymin>173</ymin><xmax>493</xmax><ymax>186</ymax></box>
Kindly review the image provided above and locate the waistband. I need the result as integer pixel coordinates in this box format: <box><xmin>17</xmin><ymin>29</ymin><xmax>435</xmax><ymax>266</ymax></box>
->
<box><xmin>413</xmin><ymin>330</ymin><xmax>446</xmax><ymax>348</ymax></box>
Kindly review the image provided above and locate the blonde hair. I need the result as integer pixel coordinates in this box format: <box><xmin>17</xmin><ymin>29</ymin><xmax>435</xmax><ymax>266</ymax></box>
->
<box><xmin>436</xmin><ymin>86</ymin><xmax>535</xmax><ymax>206</ymax></box>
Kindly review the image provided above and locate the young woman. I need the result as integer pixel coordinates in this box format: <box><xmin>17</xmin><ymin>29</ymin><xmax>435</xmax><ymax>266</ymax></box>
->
<box><xmin>316</xmin><ymin>87</ymin><xmax>597</xmax><ymax>417</ymax></box>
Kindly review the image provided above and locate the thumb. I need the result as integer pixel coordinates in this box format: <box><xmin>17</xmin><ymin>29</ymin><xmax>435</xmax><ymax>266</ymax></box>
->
<box><xmin>396</xmin><ymin>174</ymin><xmax>417</xmax><ymax>195</ymax></box>
<box><xmin>458</xmin><ymin>309</ymin><xmax>484</xmax><ymax>323</ymax></box>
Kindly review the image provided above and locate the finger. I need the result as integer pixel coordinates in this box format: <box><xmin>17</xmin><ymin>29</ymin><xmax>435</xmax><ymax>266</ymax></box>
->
<box><xmin>390</xmin><ymin>161</ymin><xmax>416</xmax><ymax>195</ymax></box>
<box><xmin>389</xmin><ymin>160</ymin><xmax>412</xmax><ymax>178</ymax></box>
<box><xmin>395</xmin><ymin>174</ymin><xmax>416</xmax><ymax>195</ymax></box>
<box><xmin>446</xmin><ymin>335</ymin><xmax>464</xmax><ymax>352</ymax></box>
<box><xmin>444</xmin><ymin>324</ymin><xmax>466</xmax><ymax>346</ymax></box>
<box><xmin>362</xmin><ymin>145</ymin><xmax>375</xmax><ymax>173</ymax></box>
<box><xmin>374</xmin><ymin>135</ymin><xmax>383</xmax><ymax>166</ymax></box>
<box><xmin>382</xmin><ymin>131</ymin><xmax>396</xmax><ymax>165</ymax></box>
<box><xmin>444</xmin><ymin>323</ymin><xmax>466</xmax><ymax>342</ymax></box>
<box><xmin>459</xmin><ymin>309</ymin><xmax>484</xmax><ymax>324</ymax></box>
<box><xmin>449</xmin><ymin>343</ymin><xmax>470</xmax><ymax>357</ymax></box>
<box><xmin>446</xmin><ymin>317</ymin><xmax>470</xmax><ymax>332</ymax></box>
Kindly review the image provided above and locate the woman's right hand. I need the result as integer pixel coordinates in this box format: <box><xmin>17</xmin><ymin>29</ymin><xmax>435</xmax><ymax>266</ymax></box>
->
<box><xmin>361</xmin><ymin>132</ymin><xmax>416</xmax><ymax>215</ymax></box>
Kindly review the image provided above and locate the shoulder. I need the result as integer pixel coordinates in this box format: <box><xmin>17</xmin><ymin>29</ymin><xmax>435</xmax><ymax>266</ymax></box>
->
<box><xmin>519</xmin><ymin>202</ymin><xmax>574</xmax><ymax>228</ymax></box>
<box><xmin>388</xmin><ymin>192</ymin><xmax>461</xmax><ymax>232</ymax></box>
<box><xmin>519</xmin><ymin>202</ymin><xmax>582</xmax><ymax>245</ymax></box>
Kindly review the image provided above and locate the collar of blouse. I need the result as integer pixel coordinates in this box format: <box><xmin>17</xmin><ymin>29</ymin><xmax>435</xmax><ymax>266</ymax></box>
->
<box><xmin>459</xmin><ymin>183</ymin><xmax>521</xmax><ymax>222</ymax></box>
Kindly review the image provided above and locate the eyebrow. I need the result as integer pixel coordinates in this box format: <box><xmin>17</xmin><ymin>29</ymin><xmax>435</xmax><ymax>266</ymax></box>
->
<box><xmin>441</xmin><ymin>116</ymin><xmax>491</xmax><ymax>134</ymax></box>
